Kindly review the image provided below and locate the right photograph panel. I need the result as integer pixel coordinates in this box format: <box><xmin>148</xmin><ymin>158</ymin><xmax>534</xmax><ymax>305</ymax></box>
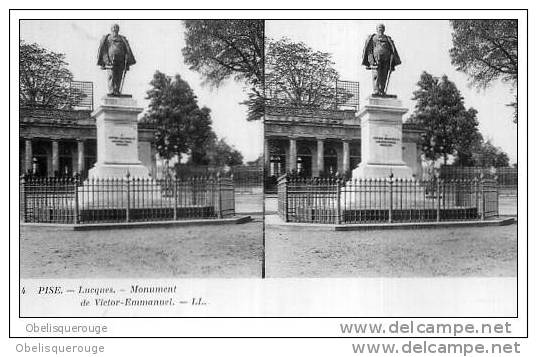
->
<box><xmin>263</xmin><ymin>20</ymin><xmax>517</xmax><ymax>279</ymax></box>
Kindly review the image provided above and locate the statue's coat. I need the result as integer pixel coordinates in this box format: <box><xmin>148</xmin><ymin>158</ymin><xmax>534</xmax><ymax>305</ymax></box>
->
<box><xmin>361</xmin><ymin>34</ymin><xmax>401</xmax><ymax>71</ymax></box>
<box><xmin>97</xmin><ymin>34</ymin><xmax>136</xmax><ymax>69</ymax></box>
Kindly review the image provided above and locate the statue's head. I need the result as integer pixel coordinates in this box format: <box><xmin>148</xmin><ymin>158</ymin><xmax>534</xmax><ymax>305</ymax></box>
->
<box><xmin>376</xmin><ymin>23</ymin><xmax>385</xmax><ymax>35</ymax></box>
<box><xmin>110</xmin><ymin>23</ymin><xmax>120</xmax><ymax>35</ymax></box>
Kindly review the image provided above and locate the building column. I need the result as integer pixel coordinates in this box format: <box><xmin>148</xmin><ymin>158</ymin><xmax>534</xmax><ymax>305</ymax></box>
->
<box><xmin>77</xmin><ymin>140</ymin><xmax>85</xmax><ymax>175</ymax></box>
<box><xmin>24</xmin><ymin>139</ymin><xmax>33</xmax><ymax>174</ymax></box>
<box><xmin>51</xmin><ymin>140</ymin><xmax>59</xmax><ymax>176</ymax></box>
<box><xmin>343</xmin><ymin>140</ymin><xmax>350</xmax><ymax>174</ymax></box>
<box><xmin>289</xmin><ymin>138</ymin><xmax>297</xmax><ymax>172</ymax></box>
<box><xmin>317</xmin><ymin>139</ymin><xmax>324</xmax><ymax>175</ymax></box>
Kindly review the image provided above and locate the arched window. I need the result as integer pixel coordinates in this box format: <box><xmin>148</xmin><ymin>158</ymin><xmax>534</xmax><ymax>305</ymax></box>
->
<box><xmin>32</xmin><ymin>140</ymin><xmax>49</xmax><ymax>177</ymax></box>
<box><xmin>269</xmin><ymin>144</ymin><xmax>286</xmax><ymax>177</ymax></box>
<box><xmin>297</xmin><ymin>145</ymin><xmax>312</xmax><ymax>176</ymax></box>
<box><xmin>59</xmin><ymin>141</ymin><xmax>76</xmax><ymax>177</ymax></box>
<box><xmin>323</xmin><ymin>146</ymin><xmax>338</xmax><ymax>175</ymax></box>
<box><xmin>350</xmin><ymin>142</ymin><xmax>361</xmax><ymax>171</ymax></box>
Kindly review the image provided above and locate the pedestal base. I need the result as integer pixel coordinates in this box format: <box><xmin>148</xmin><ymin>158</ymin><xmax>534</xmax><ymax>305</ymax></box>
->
<box><xmin>352</xmin><ymin>163</ymin><xmax>414</xmax><ymax>179</ymax></box>
<box><xmin>353</xmin><ymin>95</ymin><xmax>414</xmax><ymax>179</ymax></box>
<box><xmin>88</xmin><ymin>163</ymin><xmax>151</xmax><ymax>179</ymax></box>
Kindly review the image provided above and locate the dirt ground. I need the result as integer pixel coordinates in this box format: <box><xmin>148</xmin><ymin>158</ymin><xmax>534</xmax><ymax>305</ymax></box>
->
<box><xmin>498</xmin><ymin>195</ymin><xmax>517</xmax><ymax>216</ymax></box>
<box><xmin>265</xmin><ymin>223</ymin><xmax>517</xmax><ymax>278</ymax></box>
<box><xmin>235</xmin><ymin>193</ymin><xmax>263</xmax><ymax>214</ymax></box>
<box><xmin>20</xmin><ymin>217</ymin><xmax>263</xmax><ymax>279</ymax></box>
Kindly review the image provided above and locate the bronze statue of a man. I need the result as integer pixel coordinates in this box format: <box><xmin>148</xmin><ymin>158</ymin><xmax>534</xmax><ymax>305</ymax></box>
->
<box><xmin>97</xmin><ymin>24</ymin><xmax>136</xmax><ymax>96</ymax></box>
<box><xmin>361</xmin><ymin>24</ymin><xmax>401</xmax><ymax>96</ymax></box>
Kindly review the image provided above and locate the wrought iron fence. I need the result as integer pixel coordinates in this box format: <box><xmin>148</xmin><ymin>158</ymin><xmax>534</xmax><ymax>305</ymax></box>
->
<box><xmin>440</xmin><ymin>166</ymin><xmax>517</xmax><ymax>192</ymax></box>
<box><xmin>20</xmin><ymin>175</ymin><xmax>235</xmax><ymax>224</ymax></box>
<box><xmin>277</xmin><ymin>175</ymin><xmax>498</xmax><ymax>224</ymax></box>
<box><xmin>231</xmin><ymin>166</ymin><xmax>263</xmax><ymax>193</ymax></box>
<box><xmin>161</xmin><ymin>164</ymin><xmax>263</xmax><ymax>193</ymax></box>
<box><xmin>69</xmin><ymin>81</ymin><xmax>94</xmax><ymax>110</ymax></box>
<box><xmin>266</xmin><ymin>79</ymin><xmax>360</xmax><ymax>111</ymax></box>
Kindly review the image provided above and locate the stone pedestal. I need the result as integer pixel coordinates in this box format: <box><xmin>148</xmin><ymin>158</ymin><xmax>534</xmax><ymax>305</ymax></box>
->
<box><xmin>88</xmin><ymin>95</ymin><xmax>151</xmax><ymax>179</ymax></box>
<box><xmin>352</xmin><ymin>95</ymin><xmax>413</xmax><ymax>179</ymax></box>
<box><xmin>82</xmin><ymin>96</ymin><xmax>159</xmax><ymax>208</ymax></box>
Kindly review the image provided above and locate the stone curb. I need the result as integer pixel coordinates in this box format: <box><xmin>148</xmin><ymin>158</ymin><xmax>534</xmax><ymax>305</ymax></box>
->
<box><xmin>21</xmin><ymin>216</ymin><xmax>252</xmax><ymax>231</ymax></box>
<box><xmin>265</xmin><ymin>215</ymin><xmax>516</xmax><ymax>231</ymax></box>
<box><xmin>334</xmin><ymin>217</ymin><xmax>516</xmax><ymax>231</ymax></box>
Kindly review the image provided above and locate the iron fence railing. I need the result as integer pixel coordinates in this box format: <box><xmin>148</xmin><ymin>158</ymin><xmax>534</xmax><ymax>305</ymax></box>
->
<box><xmin>266</xmin><ymin>79</ymin><xmax>360</xmax><ymax>110</ymax></box>
<box><xmin>20</xmin><ymin>175</ymin><xmax>235</xmax><ymax>224</ymax></box>
<box><xmin>277</xmin><ymin>175</ymin><xmax>498</xmax><ymax>224</ymax></box>
<box><xmin>158</xmin><ymin>164</ymin><xmax>263</xmax><ymax>193</ymax></box>
<box><xmin>440</xmin><ymin>166</ymin><xmax>517</xmax><ymax>191</ymax></box>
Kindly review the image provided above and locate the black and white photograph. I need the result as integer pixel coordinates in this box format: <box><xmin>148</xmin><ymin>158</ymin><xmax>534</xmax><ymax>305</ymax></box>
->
<box><xmin>18</xmin><ymin>20</ymin><xmax>264</xmax><ymax>279</ymax></box>
<box><xmin>7</xmin><ymin>8</ymin><xmax>530</xmax><ymax>347</ymax></box>
<box><xmin>264</xmin><ymin>20</ymin><xmax>518</xmax><ymax>279</ymax></box>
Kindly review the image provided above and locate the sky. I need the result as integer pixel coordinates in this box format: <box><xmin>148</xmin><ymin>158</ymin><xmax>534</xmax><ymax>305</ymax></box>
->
<box><xmin>20</xmin><ymin>20</ymin><xmax>263</xmax><ymax>162</ymax></box>
<box><xmin>266</xmin><ymin>20</ymin><xmax>518</xmax><ymax>164</ymax></box>
<box><xmin>20</xmin><ymin>20</ymin><xmax>518</xmax><ymax>164</ymax></box>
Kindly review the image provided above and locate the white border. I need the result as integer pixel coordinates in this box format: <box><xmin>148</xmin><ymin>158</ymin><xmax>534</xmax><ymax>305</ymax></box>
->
<box><xmin>6</xmin><ymin>8</ymin><xmax>529</xmax><ymax>341</ymax></box>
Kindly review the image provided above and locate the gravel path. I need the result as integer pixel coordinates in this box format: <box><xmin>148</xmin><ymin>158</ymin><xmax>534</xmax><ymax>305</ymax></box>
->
<box><xmin>21</xmin><ymin>218</ymin><xmax>263</xmax><ymax>279</ymax></box>
<box><xmin>266</xmin><ymin>223</ymin><xmax>517</xmax><ymax>278</ymax></box>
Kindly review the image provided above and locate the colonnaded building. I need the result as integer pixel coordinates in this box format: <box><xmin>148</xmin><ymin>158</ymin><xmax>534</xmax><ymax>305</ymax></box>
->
<box><xmin>264</xmin><ymin>80</ymin><xmax>424</xmax><ymax>180</ymax></box>
<box><xmin>19</xmin><ymin>81</ymin><xmax>157</xmax><ymax>178</ymax></box>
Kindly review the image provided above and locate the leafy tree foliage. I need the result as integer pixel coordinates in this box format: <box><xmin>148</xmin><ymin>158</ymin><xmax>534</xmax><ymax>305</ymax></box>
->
<box><xmin>451</xmin><ymin>108</ymin><xmax>483</xmax><ymax>166</ymax></box>
<box><xmin>190</xmin><ymin>138</ymin><xmax>244</xmax><ymax>167</ymax></box>
<box><xmin>408</xmin><ymin>72</ymin><xmax>482</xmax><ymax>164</ymax></box>
<box><xmin>143</xmin><ymin>71</ymin><xmax>215</xmax><ymax>161</ymax></box>
<box><xmin>246</xmin><ymin>154</ymin><xmax>263</xmax><ymax>167</ymax></box>
<box><xmin>449</xmin><ymin>20</ymin><xmax>518</xmax><ymax>123</ymax></box>
<box><xmin>266</xmin><ymin>38</ymin><xmax>350</xmax><ymax>109</ymax></box>
<box><xmin>182</xmin><ymin>20</ymin><xmax>264</xmax><ymax>121</ymax></box>
<box><xmin>456</xmin><ymin>139</ymin><xmax>510</xmax><ymax>167</ymax></box>
<box><xmin>19</xmin><ymin>40</ymin><xmax>84</xmax><ymax>108</ymax></box>
<box><xmin>144</xmin><ymin>71</ymin><xmax>245</xmax><ymax>167</ymax></box>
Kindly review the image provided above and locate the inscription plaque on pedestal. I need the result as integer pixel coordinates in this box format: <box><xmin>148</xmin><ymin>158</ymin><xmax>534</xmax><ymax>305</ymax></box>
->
<box><xmin>352</xmin><ymin>96</ymin><xmax>413</xmax><ymax>179</ymax></box>
<box><xmin>88</xmin><ymin>96</ymin><xmax>151</xmax><ymax>179</ymax></box>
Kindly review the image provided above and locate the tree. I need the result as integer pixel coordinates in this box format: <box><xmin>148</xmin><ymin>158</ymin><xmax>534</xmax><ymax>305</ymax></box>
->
<box><xmin>182</xmin><ymin>20</ymin><xmax>264</xmax><ymax>121</ymax></box>
<box><xmin>265</xmin><ymin>38</ymin><xmax>350</xmax><ymax>109</ymax></box>
<box><xmin>189</xmin><ymin>137</ymin><xmax>243</xmax><ymax>167</ymax></box>
<box><xmin>246</xmin><ymin>154</ymin><xmax>263</xmax><ymax>167</ymax></box>
<box><xmin>449</xmin><ymin>20</ymin><xmax>518</xmax><ymax>123</ymax></box>
<box><xmin>472</xmin><ymin>140</ymin><xmax>510</xmax><ymax>167</ymax></box>
<box><xmin>19</xmin><ymin>40</ymin><xmax>84</xmax><ymax>108</ymax></box>
<box><xmin>451</xmin><ymin>108</ymin><xmax>483</xmax><ymax>166</ymax></box>
<box><xmin>408</xmin><ymin>72</ymin><xmax>482</xmax><ymax>164</ymax></box>
<box><xmin>143</xmin><ymin>71</ymin><xmax>215</xmax><ymax>161</ymax></box>
<box><xmin>209</xmin><ymin>138</ymin><xmax>244</xmax><ymax>167</ymax></box>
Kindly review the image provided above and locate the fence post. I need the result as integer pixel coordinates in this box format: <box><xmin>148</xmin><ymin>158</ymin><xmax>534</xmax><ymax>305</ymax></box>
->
<box><xmin>495</xmin><ymin>175</ymin><xmax>499</xmax><ymax>218</ymax></box>
<box><xmin>73</xmin><ymin>176</ymin><xmax>79</xmax><ymax>224</ymax></box>
<box><xmin>173</xmin><ymin>178</ymin><xmax>177</xmax><ymax>221</ymax></box>
<box><xmin>20</xmin><ymin>176</ymin><xmax>26</xmax><ymax>223</ymax></box>
<box><xmin>481</xmin><ymin>178</ymin><xmax>486</xmax><ymax>221</ymax></box>
<box><xmin>388</xmin><ymin>176</ymin><xmax>393</xmax><ymax>223</ymax></box>
<box><xmin>284</xmin><ymin>176</ymin><xmax>289</xmax><ymax>222</ymax></box>
<box><xmin>474</xmin><ymin>178</ymin><xmax>479</xmax><ymax>218</ymax></box>
<box><xmin>436</xmin><ymin>179</ymin><xmax>441</xmax><ymax>222</ymax></box>
<box><xmin>126</xmin><ymin>173</ymin><xmax>130</xmax><ymax>223</ymax></box>
<box><xmin>217</xmin><ymin>173</ymin><xmax>223</xmax><ymax>218</ymax></box>
<box><xmin>231</xmin><ymin>174</ymin><xmax>235</xmax><ymax>215</ymax></box>
<box><xmin>336</xmin><ymin>179</ymin><xmax>342</xmax><ymax>224</ymax></box>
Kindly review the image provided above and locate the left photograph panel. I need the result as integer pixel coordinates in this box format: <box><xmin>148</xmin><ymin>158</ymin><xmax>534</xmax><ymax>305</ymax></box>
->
<box><xmin>18</xmin><ymin>20</ymin><xmax>264</xmax><ymax>284</ymax></box>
